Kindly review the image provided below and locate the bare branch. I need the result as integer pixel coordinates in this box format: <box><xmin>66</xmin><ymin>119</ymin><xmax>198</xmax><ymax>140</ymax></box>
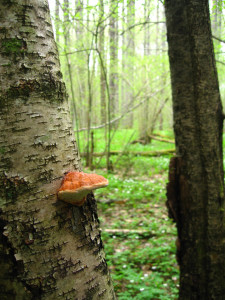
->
<box><xmin>120</xmin><ymin>20</ymin><xmax>165</xmax><ymax>36</ymax></box>
<box><xmin>213</xmin><ymin>35</ymin><xmax>225</xmax><ymax>44</ymax></box>
<box><xmin>75</xmin><ymin>84</ymin><xmax>169</xmax><ymax>132</ymax></box>
<box><xmin>60</xmin><ymin>48</ymin><xmax>96</xmax><ymax>55</ymax></box>
<box><xmin>216</xmin><ymin>60</ymin><xmax>225</xmax><ymax>66</ymax></box>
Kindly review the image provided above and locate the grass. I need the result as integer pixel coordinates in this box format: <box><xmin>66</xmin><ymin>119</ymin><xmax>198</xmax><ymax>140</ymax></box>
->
<box><xmin>78</xmin><ymin>128</ymin><xmax>174</xmax><ymax>153</ymax></box>
<box><xmin>81</xmin><ymin>129</ymin><xmax>179</xmax><ymax>299</ymax></box>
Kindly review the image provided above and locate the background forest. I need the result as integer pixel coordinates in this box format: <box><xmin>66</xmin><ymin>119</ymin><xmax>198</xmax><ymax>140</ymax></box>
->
<box><xmin>48</xmin><ymin>0</ymin><xmax>225</xmax><ymax>299</ymax></box>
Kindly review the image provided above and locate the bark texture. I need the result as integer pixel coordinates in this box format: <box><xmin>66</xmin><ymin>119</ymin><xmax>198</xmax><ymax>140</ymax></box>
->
<box><xmin>165</xmin><ymin>1</ymin><xmax>225</xmax><ymax>299</ymax></box>
<box><xmin>0</xmin><ymin>1</ymin><xmax>115</xmax><ymax>299</ymax></box>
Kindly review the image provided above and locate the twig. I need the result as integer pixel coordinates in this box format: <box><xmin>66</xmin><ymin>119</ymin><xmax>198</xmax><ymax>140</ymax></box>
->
<box><xmin>148</xmin><ymin>134</ymin><xmax>175</xmax><ymax>144</ymax></box>
<box><xmin>216</xmin><ymin>60</ymin><xmax>225</xmax><ymax>66</ymax></box>
<box><xmin>120</xmin><ymin>21</ymin><xmax>165</xmax><ymax>36</ymax></box>
<box><xmin>75</xmin><ymin>84</ymin><xmax>169</xmax><ymax>132</ymax></box>
<box><xmin>213</xmin><ymin>35</ymin><xmax>225</xmax><ymax>44</ymax></box>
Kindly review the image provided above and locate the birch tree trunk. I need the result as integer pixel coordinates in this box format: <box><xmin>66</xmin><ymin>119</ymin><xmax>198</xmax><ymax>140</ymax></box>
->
<box><xmin>165</xmin><ymin>0</ymin><xmax>225</xmax><ymax>298</ymax></box>
<box><xmin>0</xmin><ymin>1</ymin><xmax>115</xmax><ymax>299</ymax></box>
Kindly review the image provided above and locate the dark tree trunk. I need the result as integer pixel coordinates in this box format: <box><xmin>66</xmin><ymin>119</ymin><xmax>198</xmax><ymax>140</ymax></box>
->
<box><xmin>0</xmin><ymin>1</ymin><xmax>115</xmax><ymax>299</ymax></box>
<box><xmin>165</xmin><ymin>0</ymin><xmax>225</xmax><ymax>299</ymax></box>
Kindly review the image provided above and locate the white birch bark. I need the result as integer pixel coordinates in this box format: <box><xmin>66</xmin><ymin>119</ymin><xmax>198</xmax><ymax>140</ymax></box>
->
<box><xmin>0</xmin><ymin>1</ymin><xmax>115</xmax><ymax>299</ymax></box>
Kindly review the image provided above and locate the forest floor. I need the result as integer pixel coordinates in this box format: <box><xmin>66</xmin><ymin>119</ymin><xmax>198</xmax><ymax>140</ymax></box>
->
<box><xmin>82</xmin><ymin>130</ymin><xmax>180</xmax><ymax>299</ymax></box>
<box><xmin>97</xmin><ymin>173</ymin><xmax>179</xmax><ymax>300</ymax></box>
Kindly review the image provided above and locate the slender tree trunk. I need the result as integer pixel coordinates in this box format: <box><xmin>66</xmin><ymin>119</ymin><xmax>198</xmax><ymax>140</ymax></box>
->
<box><xmin>144</xmin><ymin>0</ymin><xmax>151</xmax><ymax>56</ymax></box>
<box><xmin>212</xmin><ymin>0</ymin><xmax>222</xmax><ymax>64</ymax></box>
<box><xmin>0</xmin><ymin>1</ymin><xmax>115</xmax><ymax>299</ymax></box>
<box><xmin>124</xmin><ymin>0</ymin><xmax>135</xmax><ymax>128</ymax></box>
<box><xmin>85</xmin><ymin>0</ymin><xmax>93</xmax><ymax>168</ymax></box>
<box><xmin>99</xmin><ymin>0</ymin><xmax>106</xmax><ymax>125</ymax></box>
<box><xmin>121</xmin><ymin>0</ymin><xmax>126</xmax><ymax>128</ymax></box>
<box><xmin>63</xmin><ymin>0</ymin><xmax>70</xmax><ymax>46</ymax></box>
<box><xmin>212</xmin><ymin>0</ymin><xmax>222</xmax><ymax>37</ymax></box>
<box><xmin>139</xmin><ymin>0</ymin><xmax>151</xmax><ymax>142</ymax></box>
<box><xmin>55</xmin><ymin>0</ymin><xmax>60</xmax><ymax>44</ymax></box>
<box><xmin>75</xmin><ymin>0</ymin><xmax>86</xmax><ymax>129</ymax></box>
<box><xmin>86</xmin><ymin>52</ymin><xmax>93</xmax><ymax>168</ymax></box>
<box><xmin>122</xmin><ymin>0</ymin><xmax>135</xmax><ymax>128</ymax></box>
<box><xmin>165</xmin><ymin>0</ymin><xmax>225</xmax><ymax>298</ymax></box>
<box><xmin>63</xmin><ymin>0</ymin><xmax>80</xmax><ymax>152</ymax></box>
<box><xmin>156</xmin><ymin>1</ymin><xmax>160</xmax><ymax>53</ymax></box>
<box><xmin>109</xmin><ymin>0</ymin><xmax>119</xmax><ymax>122</ymax></box>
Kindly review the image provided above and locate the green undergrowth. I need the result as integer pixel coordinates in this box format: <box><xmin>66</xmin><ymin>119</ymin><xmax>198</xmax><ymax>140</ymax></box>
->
<box><xmin>78</xmin><ymin>128</ymin><xmax>175</xmax><ymax>154</ymax></box>
<box><xmin>93</xmin><ymin>172</ymin><xmax>179</xmax><ymax>299</ymax></box>
<box><xmin>82</xmin><ymin>129</ymin><xmax>179</xmax><ymax>299</ymax></box>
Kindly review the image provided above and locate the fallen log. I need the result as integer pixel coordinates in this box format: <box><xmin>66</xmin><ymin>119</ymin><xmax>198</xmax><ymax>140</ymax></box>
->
<box><xmin>103</xmin><ymin>228</ymin><xmax>155</xmax><ymax>238</ymax></box>
<box><xmin>148</xmin><ymin>134</ymin><xmax>175</xmax><ymax>144</ymax></box>
<box><xmin>131</xmin><ymin>134</ymin><xmax>175</xmax><ymax>145</ymax></box>
<box><xmin>80</xmin><ymin>149</ymin><xmax>175</xmax><ymax>157</ymax></box>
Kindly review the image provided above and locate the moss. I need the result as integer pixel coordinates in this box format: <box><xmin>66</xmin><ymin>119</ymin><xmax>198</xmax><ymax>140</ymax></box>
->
<box><xmin>0</xmin><ymin>174</ymin><xmax>30</xmax><ymax>204</ymax></box>
<box><xmin>220</xmin><ymin>185</ymin><xmax>224</xmax><ymax>199</ymax></box>
<box><xmin>2</xmin><ymin>38</ymin><xmax>23</xmax><ymax>54</ymax></box>
<box><xmin>0</xmin><ymin>147</ymin><xmax>6</xmax><ymax>155</ymax></box>
<box><xmin>0</xmin><ymin>157</ymin><xmax>13</xmax><ymax>172</ymax></box>
<box><xmin>0</xmin><ymin>96</ymin><xmax>6</xmax><ymax>109</ymax></box>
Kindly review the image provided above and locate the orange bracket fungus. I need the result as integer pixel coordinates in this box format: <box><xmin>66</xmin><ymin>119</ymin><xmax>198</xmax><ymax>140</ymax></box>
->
<box><xmin>57</xmin><ymin>171</ymin><xmax>108</xmax><ymax>206</ymax></box>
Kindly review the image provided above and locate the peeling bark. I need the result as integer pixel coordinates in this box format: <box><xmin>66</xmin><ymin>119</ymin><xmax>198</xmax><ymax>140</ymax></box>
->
<box><xmin>0</xmin><ymin>1</ymin><xmax>115</xmax><ymax>299</ymax></box>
